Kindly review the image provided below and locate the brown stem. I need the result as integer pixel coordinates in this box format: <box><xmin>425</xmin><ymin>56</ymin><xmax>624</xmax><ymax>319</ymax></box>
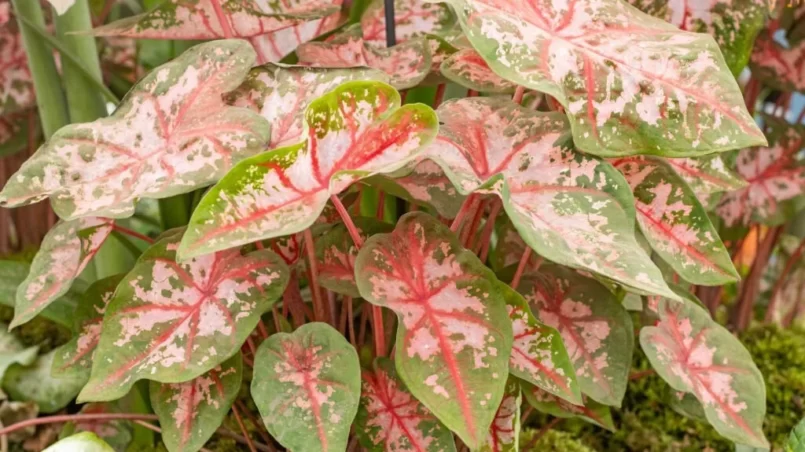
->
<box><xmin>303</xmin><ymin>229</ymin><xmax>326</xmax><ymax>323</ymax></box>
<box><xmin>235</xmin><ymin>400</ymin><xmax>273</xmax><ymax>447</ymax></box>
<box><xmin>476</xmin><ymin>200</ymin><xmax>502</xmax><ymax>260</ymax></box>
<box><xmin>346</xmin><ymin>296</ymin><xmax>356</xmax><ymax>346</ymax></box>
<box><xmin>461</xmin><ymin>198</ymin><xmax>486</xmax><ymax>247</ymax></box>
<box><xmin>525</xmin><ymin>417</ymin><xmax>563</xmax><ymax>450</ymax></box>
<box><xmin>732</xmin><ymin>226</ymin><xmax>783</xmax><ymax>330</ymax></box>
<box><xmin>231</xmin><ymin>405</ymin><xmax>257</xmax><ymax>452</ymax></box>
<box><xmin>112</xmin><ymin>224</ymin><xmax>154</xmax><ymax>244</ymax></box>
<box><xmin>434</xmin><ymin>83</ymin><xmax>446</xmax><ymax>108</ymax></box>
<box><xmin>765</xmin><ymin>235</ymin><xmax>805</xmax><ymax>323</ymax></box>
<box><xmin>0</xmin><ymin>414</ymin><xmax>158</xmax><ymax>437</ymax></box>
<box><xmin>450</xmin><ymin>194</ymin><xmax>477</xmax><ymax>233</ymax></box>
<box><xmin>629</xmin><ymin>369</ymin><xmax>655</xmax><ymax>380</ymax></box>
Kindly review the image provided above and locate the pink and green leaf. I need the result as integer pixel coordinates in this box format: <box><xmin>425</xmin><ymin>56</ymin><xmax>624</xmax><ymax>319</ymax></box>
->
<box><xmin>151</xmin><ymin>353</ymin><xmax>242</xmax><ymax>452</ymax></box>
<box><xmin>440</xmin><ymin>49</ymin><xmax>516</xmax><ymax>94</ymax></box>
<box><xmin>354</xmin><ymin>212</ymin><xmax>512</xmax><ymax>449</ymax></box>
<box><xmin>365</xmin><ymin>159</ymin><xmax>466</xmax><ymax>218</ymax></box>
<box><xmin>250</xmin><ymin>4</ymin><xmax>346</xmax><ymax>63</ymax></box>
<box><xmin>0</xmin><ymin>40</ymin><xmax>270</xmax><ymax>220</ymax></box>
<box><xmin>517</xmin><ymin>265</ymin><xmax>633</xmax><ymax>407</ymax></box>
<box><xmin>355</xmin><ymin>357</ymin><xmax>457</xmax><ymax>452</ymax></box>
<box><xmin>521</xmin><ymin>382</ymin><xmax>615</xmax><ymax>431</ymax></box>
<box><xmin>360</xmin><ymin>0</ymin><xmax>457</xmax><ymax>45</ymax></box>
<box><xmin>12</xmin><ymin>218</ymin><xmax>113</xmax><ymax>329</ymax></box>
<box><xmin>750</xmin><ymin>32</ymin><xmax>805</xmax><ymax>92</ymax></box>
<box><xmin>180</xmin><ymin>81</ymin><xmax>438</xmax><ymax>259</ymax></box>
<box><xmin>665</xmin><ymin>155</ymin><xmax>747</xmax><ymax>197</ymax></box>
<box><xmin>444</xmin><ymin>0</ymin><xmax>766</xmax><ymax>157</ymax></box>
<box><xmin>251</xmin><ymin>322</ymin><xmax>361</xmax><ymax>452</ymax></box>
<box><xmin>0</xmin><ymin>25</ymin><xmax>34</xmax><ymax>116</ymax></box>
<box><xmin>77</xmin><ymin>229</ymin><xmax>288</xmax><ymax>402</ymax></box>
<box><xmin>479</xmin><ymin>378</ymin><xmax>521</xmax><ymax>452</ymax></box>
<box><xmin>613</xmin><ymin>156</ymin><xmax>738</xmax><ymax>286</ymax></box>
<box><xmin>640</xmin><ymin>297</ymin><xmax>769</xmax><ymax>448</ymax></box>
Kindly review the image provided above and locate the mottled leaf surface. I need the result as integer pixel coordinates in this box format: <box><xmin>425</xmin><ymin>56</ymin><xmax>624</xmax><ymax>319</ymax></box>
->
<box><xmin>445</xmin><ymin>0</ymin><xmax>766</xmax><ymax>157</ymax></box>
<box><xmin>0</xmin><ymin>25</ymin><xmax>34</xmax><ymax>116</ymax></box>
<box><xmin>440</xmin><ymin>49</ymin><xmax>516</xmax><ymax>93</ymax></box>
<box><xmin>0</xmin><ymin>40</ymin><xmax>269</xmax><ymax>220</ymax></box>
<box><xmin>78</xmin><ymin>229</ymin><xmax>288</xmax><ymax>402</ymax></box>
<box><xmin>750</xmin><ymin>32</ymin><xmax>805</xmax><ymax>92</ymax></box>
<box><xmin>666</xmin><ymin>155</ymin><xmax>746</xmax><ymax>196</ymax></box>
<box><xmin>252</xmin><ymin>322</ymin><xmax>361</xmax><ymax>452</ymax></box>
<box><xmin>480</xmin><ymin>379</ymin><xmax>520</xmax><ymax>452</ymax></box>
<box><xmin>640</xmin><ymin>297</ymin><xmax>769</xmax><ymax>448</ymax></box>
<box><xmin>151</xmin><ymin>353</ymin><xmax>242</xmax><ymax>452</ymax></box>
<box><xmin>250</xmin><ymin>3</ymin><xmax>345</xmax><ymax>63</ymax></box>
<box><xmin>181</xmin><ymin>81</ymin><xmax>437</xmax><ymax>258</ymax></box>
<box><xmin>366</xmin><ymin>159</ymin><xmax>466</xmax><ymax>218</ymax></box>
<box><xmin>355</xmin><ymin>212</ymin><xmax>512</xmax><ymax>449</ymax></box>
<box><xmin>522</xmin><ymin>383</ymin><xmax>615</xmax><ymax>430</ymax></box>
<box><xmin>361</xmin><ymin>0</ymin><xmax>456</xmax><ymax>45</ymax></box>
<box><xmin>355</xmin><ymin>357</ymin><xmax>456</xmax><ymax>452</ymax></box>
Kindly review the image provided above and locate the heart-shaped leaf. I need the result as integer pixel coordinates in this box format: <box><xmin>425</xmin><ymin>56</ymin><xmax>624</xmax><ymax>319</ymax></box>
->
<box><xmin>91</xmin><ymin>0</ymin><xmax>337</xmax><ymax>40</ymax></box>
<box><xmin>500</xmin><ymin>282</ymin><xmax>581</xmax><ymax>404</ymax></box>
<box><xmin>0</xmin><ymin>40</ymin><xmax>270</xmax><ymax>220</ymax></box>
<box><xmin>517</xmin><ymin>265</ymin><xmax>633</xmax><ymax>407</ymax></box>
<box><xmin>151</xmin><ymin>353</ymin><xmax>242</xmax><ymax>452</ymax></box>
<box><xmin>3</xmin><ymin>349</ymin><xmax>88</xmax><ymax>413</ymax></box>
<box><xmin>425</xmin><ymin>97</ymin><xmax>676</xmax><ymax>298</ymax></box>
<box><xmin>640</xmin><ymin>297</ymin><xmax>769</xmax><ymax>448</ymax></box>
<box><xmin>480</xmin><ymin>378</ymin><xmax>521</xmax><ymax>452</ymax></box>
<box><xmin>252</xmin><ymin>322</ymin><xmax>361</xmax><ymax>452</ymax></box>
<box><xmin>355</xmin><ymin>357</ymin><xmax>457</xmax><ymax>452</ymax></box>
<box><xmin>78</xmin><ymin>229</ymin><xmax>289</xmax><ymax>402</ymax></box>
<box><xmin>612</xmin><ymin>156</ymin><xmax>738</xmax><ymax>285</ymax></box>
<box><xmin>0</xmin><ymin>261</ymin><xmax>80</xmax><ymax>330</ymax></box>
<box><xmin>440</xmin><ymin>49</ymin><xmax>516</xmax><ymax>94</ymax></box>
<box><xmin>180</xmin><ymin>80</ymin><xmax>438</xmax><ymax>259</ymax></box>
<box><xmin>360</xmin><ymin>0</ymin><xmax>456</xmax><ymax>45</ymax></box>
<box><xmin>354</xmin><ymin>212</ymin><xmax>512</xmax><ymax>449</ymax></box>
<box><xmin>666</xmin><ymin>155</ymin><xmax>746</xmax><ymax>197</ymax></box>
<box><xmin>521</xmin><ymin>382</ymin><xmax>615</xmax><ymax>431</ymax></box>
<box><xmin>366</xmin><ymin>159</ymin><xmax>466</xmax><ymax>218</ymax></box>
<box><xmin>444</xmin><ymin>0</ymin><xmax>766</xmax><ymax>157</ymax></box>
<box><xmin>13</xmin><ymin>218</ymin><xmax>113</xmax><ymax>329</ymax></box>
<box><xmin>250</xmin><ymin>4</ymin><xmax>345</xmax><ymax>63</ymax></box>
<box><xmin>750</xmin><ymin>32</ymin><xmax>805</xmax><ymax>92</ymax></box>
<box><xmin>228</xmin><ymin>64</ymin><xmax>389</xmax><ymax>149</ymax></box>
<box><xmin>0</xmin><ymin>25</ymin><xmax>35</xmax><ymax>116</ymax></box>
<box><xmin>43</xmin><ymin>432</ymin><xmax>114</xmax><ymax>452</ymax></box>
<box><xmin>315</xmin><ymin>217</ymin><xmax>393</xmax><ymax>297</ymax></box>
<box><xmin>52</xmin><ymin>275</ymin><xmax>123</xmax><ymax>380</ymax></box>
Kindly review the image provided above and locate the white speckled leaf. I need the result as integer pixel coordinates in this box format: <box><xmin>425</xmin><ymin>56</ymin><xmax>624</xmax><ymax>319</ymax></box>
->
<box><xmin>613</xmin><ymin>156</ymin><xmax>738</xmax><ymax>286</ymax></box>
<box><xmin>440</xmin><ymin>49</ymin><xmax>516</xmax><ymax>93</ymax></box>
<box><xmin>665</xmin><ymin>155</ymin><xmax>746</xmax><ymax>197</ymax></box>
<box><xmin>640</xmin><ymin>297</ymin><xmax>769</xmax><ymax>448</ymax></box>
<box><xmin>13</xmin><ymin>218</ymin><xmax>113</xmax><ymax>329</ymax></box>
<box><xmin>366</xmin><ymin>159</ymin><xmax>466</xmax><ymax>218</ymax></box>
<box><xmin>425</xmin><ymin>97</ymin><xmax>676</xmax><ymax>299</ymax></box>
<box><xmin>77</xmin><ymin>229</ymin><xmax>288</xmax><ymax>402</ymax></box>
<box><xmin>151</xmin><ymin>353</ymin><xmax>242</xmax><ymax>452</ymax></box>
<box><xmin>355</xmin><ymin>357</ymin><xmax>457</xmax><ymax>452</ymax></box>
<box><xmin>354</xmin><ymin>212</ymin><xmax>512</xmax><ymax>449</ymax></box>
<box><xmin>252</xmin><ymin>322</ymin><xmax>361</xmax><ymax>452</ymax></box>
<box><xmin>250</xmin><ymin>3</ymin><xmax>345</xmax><ymax>63</ymax></box>
<box><xmin>0</xmin><ymin>40</ymin><xmax>270</xmax><ymax>220</ymax></box>
<box><xmin>521</xmin><ymin>382</ymin><xmax>615</xmax><ymax>430</ymax></box>
<box><xmin>180</xmin><ymin>81</ymin><xmax>437</xmax><ymax>259</ymax></box>
<box><xmin>517</xmin><ymin>265</ymin><xmax>633</xmax><ymax>407</ymax></box>
<box><xmin>444</xmin><ymin>0</ymin><xmax>766</xmax><ymax>157</ymax></box>
<box><xmin>479</xmin><ymin>378</ymin><xmax>520</xmax><ymax>452</ymax></box>
<box><xmin>0</xmin><ymin>25</ymin><xmax>35</xmax><ymax>116</ymax></box>
<box><xmin>750</xmin><ymin>32</ymin><xmax>805</xmax><ymax>92</ymax></box>
<box><xmin>360</xmin><ymin>0</ymin><xmax>456</xmax><ymax>45</ymax></box>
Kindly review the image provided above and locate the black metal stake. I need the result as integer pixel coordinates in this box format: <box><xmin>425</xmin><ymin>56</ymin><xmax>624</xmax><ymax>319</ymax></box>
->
<box><xmin>384</xmin><ymin>0</ymin><xmax>396</xmax><ymax>47</ymax></box>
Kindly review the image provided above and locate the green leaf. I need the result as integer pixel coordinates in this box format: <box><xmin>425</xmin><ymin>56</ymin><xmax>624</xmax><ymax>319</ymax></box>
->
<box><xmin>151</xmin><ymin>353</ymin><xmax>242</xmax><ymax>452</ymax></box>
<box><xmin>180</xmin><ymin>80</ymin><xmax>438</xmax><ymax>259</ymax></box>
<box><xmin>787</xmin><ymin>418</ymin><xmax>805</xmax><ymax>452</ymax></box>
<box><xmin>479</xmin><ymin>378</ymin><xmax>521</xmax><ymax>452</ymax></box>
<box><xmin>78</xmin><ymin>229</ymin><xmax>288</xmax><ymax>402</ymax></box>
<box><xmin>252</xmin><ymin>322</ymin><xmax>361</xmax><ymax>452</ymax></box>
<box><xmin>3</xmin><ymin>349</ymin><xmax>88</xmax><ymax>413</ymax></box>
<box><xmin>0</xmin><ymin>323</ymin><xmax>38</xmax><ymax>381</ymax></box>
<box><xmin>354</xmin><ymin>212</ymin><xmax>512</xmax><ymax>449</ymax></box>
<box><xmin>0</xmin><ymin>261</ymin><xmax>79</xmax><ymax>330</ymax></box>
<box><xmin>521</xmin><ymin>381</ymin><xmax>615</xmax><ymax>431</ymax></box>
<box><xmin>665</xmin><ymin>155</ymin><xmax>746</xmax><ymax>198</ymax></box>
<box><xmin>43</xmin><ymin>432</ymin><xmax>115</xmax><ymax>452</ymax></box>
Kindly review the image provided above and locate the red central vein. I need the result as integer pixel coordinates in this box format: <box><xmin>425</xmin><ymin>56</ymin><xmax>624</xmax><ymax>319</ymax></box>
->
<box><xmin>366</xmin><ymin>372</ymin><xmax>427</xmax><ymax>452</ymax></box>
<box><xmin>284</xmin><ymin>343</ymin><xmax>329</xmax><ymax>450</ymax></box>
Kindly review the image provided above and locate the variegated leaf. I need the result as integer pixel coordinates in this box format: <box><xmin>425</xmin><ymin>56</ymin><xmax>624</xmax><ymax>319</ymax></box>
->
<box><xmin>444</xmin><ymin>0</ymin><xmax>766</xmax><ymax>157</ymax></box>
<box><xmin>440</xmin><ymin>49</ymin><xmax>516</xmax><ymax>93</ymax></box>
<box><xmin>355</xmin><ymin>357</ymin><xmax>457</xmax><ymax>452</ymax></box>
<box><xmin>750</xmin><ymin>32</ymin><xmax>805</xmax><ymax>92</ymax></box>
<box><xmin>227</xmin><ymin>64</ymin><xmax>389</xmax><ymax>148</ymax></box>
<box><xmin>91</xmin><ymin>0</ymin><xmax>337</xmax><ymax>40</ymax></box>
<box><xmin>769</xmin><ymin>266</ymin><xmax>805</xmax><ymax>326</ymax></box>
<box><xmin>666</xmin><ymin>155</ymin><xmax>746</xmax><ymax>196</ymax></box>
<box><xmin>489</xmin><ymin>217</ymin><xmax>531</xmax><ymax>272</ymax></box>
<box><xmin>13</xmin><ymin>218</ymin><xmax>113</xmax><ymax>328</ymax></box>
<box><xmin>354</xmin><ymin>212</ymin><xmax>512</xmax><ymax>449</ymax></box>
<box><xmin>315</xmin><ymin>217</ymin><xmax>393</xmax><ymax>297</ymax></box>
<box><xmin>180</xmin><ymin>81</ymin><xmax>438</xmax><ymax>259</ymax></box>
<box><xmin>517</xmin><ymin>265</ymin><xmax>633</xmax><ymax>407</ymax></box>
<box><xmin>521</xmin><ymin>382</ymin><xmax>615</xmax><ymax>431</ymax></box>
<box><xmin>360</xmin><ymin>0</ymin><xmax>456</xmax><ymax>45</ymax></box>
<box><xmin>0</xmin><ymin>24</ymin><xmax>34</xmax><ymax>116</ymax></box>
<box><xmin>0</xmin><ymin>40</ymin><xmax>269</xmax><ymax>219</ymax></box>
<box><xmin>612</xmin><ymin>156</ymin><xmax>738</xmax><ymax>285</ymax></box>
<box><xmin>77</xmin><ymin>229</ymin><xmax>288</xmax><ymax>402</ymax></box>
<box><xmin>52</xmin><ymin>275</ymin><xmax>123</xmax><ymax>380</ymax></box>
<box><xmin>640</xmin><ymin>297</ymin><xmax>769</xmax><ymax>448</ymax></box>
<box><xmin>426</xmin><ymin>97</ymin><xmax>676</xmax><ymax>299</ymax></box>
<box><xmin>250</xmin><ymin>3</ymin><xmax>345</xmax><ymax>63</ymax></box>
<box><xmin>365</xmin><ymin>159</ymin><xmax>466</xmax><ymax>218</ymax></box>
<box><xmin>252</xmin><ymin>322</ymin><xmax>361</xmax><ymax>452</ymax></box>
<box><xmin>151</xmin><ymin>353</ymin><xmax>242</xmax><ymax>452</ymax></box>
<box><xmin>43</xmin><ymin>432</ymin><xmax>114</xmax><ymax>452</ymax></box>
<box><xmin>480</xmin><ymin>378</ymin><xmax>520</xmax><ymax>452</ymax></box>
<box><xmin>500</xmin><ymin>282</ymin><xmax>581</xmax><ymax>404</ymax></box>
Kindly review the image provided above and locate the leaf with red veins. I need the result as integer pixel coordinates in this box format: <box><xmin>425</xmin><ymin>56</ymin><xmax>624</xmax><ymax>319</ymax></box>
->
<box><xmin>0</xmin><ymin>25</ymin><xmax>34</xmax><ymax>116</ymax></box>
<box><xmin>360</xmin><ymin>0</ymin><xmax>456</xmax><ymax>46</ymax></box>
<box><xmin>613</xmin><ymin>156</ymin><xmax>738</xmax><ymax>286</ymax></box>
<box><xmin>716</xmin><ymin>145</ymin><xmax>805</xmax><ymax>227</ymax></box>
<box><xmin>750</xmin><ymin>32</ymin><xmax>805</xmax><ymax>92</ymax></box>
<box><xmin>521</xmin><ymin>382</ymin><xmax>615</xmax><ymax>431</ymax></box>
<box><xmin>52</xmin><ymin>275</ymin><xmax>123</xmax><ymax>380</ymax></box>
<box><xmin>252</xmin><ymin>322</ymin><xmax>361</xmax><ymax>452</ymax></box>
<box><xmin>250</xmin><ymin>5</ymin><xmax>345</xmax><ymax>63</ymax></box>
<box><xmin>425</xmin><ymin>97</ymin><xmax>677</xmax><ymax>299</ymax></box>
<box><xmin>499</xmin><ymin>282</ymin><xmax>581</xmax><ymax>405</ymax></box>
<box><xmin>640</xmin><ymin>297</ymin><xmax>769</xmax><ymax>448</ymax></box>
<box><xmin>769</xmin><ymin>266</ymin><xmax>805</xmax><ymax>326</ymax></box>
<box><xmin>517</xmin><ymin>265</ymin><xmax>633</xmax><ymax>407</ymax></box>
<box><xmin>354</xmin><ymin>212</ymin><xmax>512</xmax><ymax>449</ymax></box>
<box><xmin>151</xmin><ymin>353</ymin><xmax>242</xmax><ymax>452</ymax></box>
<box><xmin>77</xmin><ymin>229</ymin><xmax>289</xmax><ymax>402</ymax></box>
<box><xmin>12</xmin><ymin>218</ymin><xmax>113</xmax><ymax>329</ymax></box>
<box><xmin>297</xmin><ymin>26</ymin><xmax>432</xmax><ymax>89</ymax></box>
<box><xmin>315</xmin><ymin>217</ymin><xmax>393</xmax><ymax>297</ymax></box>
<box><xmin>228</xmin><ymin>63</ymin><xmax>389</xmax><ymax>149</ymax></box>
<box><xmin>440</xmin><ymin>49</ymin><xmax>516</xmax><ymax>94</ymax></box>
<box><xmin>366</xmin><ymin>159</ymin><xmax>466</xmax><ymax>218</ymax></box>
<box><xmin>91</xmin><ymin>0</ymin><xmax>338</xmax><ymax>40</ymax></box>
<box><xmin>180</xmin><ymin>81</ymin><xmax>437</xmax><ymax>259</ymax></box>
<box><xmin>355</xmin><ymin>357</ymin><xmax>457</xmax><ymax>452</ymax></box>
<box><xmin>0</xmin><ymin>40</ymin><xmax>270</xmax><ymax>220</ymax></box>
<box><xmin>480</xmin><ymin>378</ymin><xmax>521</xmax><ymax>452</ymax></box>
<box><xmin>444</xmin><ymin>0</ymin><xmax>766</xmax><ymax>157</ymax></box>
<box><xmin>665</xmin><ymin>155</ymin><xmax>746</xmax><ymax>198</ymax></box>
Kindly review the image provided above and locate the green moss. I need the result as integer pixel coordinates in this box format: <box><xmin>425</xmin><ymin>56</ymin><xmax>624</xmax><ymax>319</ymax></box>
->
<box><xmin>0</xmin><ymin>305</ymin><xmax>70</xmax><ymax>353</ymax></box>
<box><xmin>520</xmin><ymin>429</ymin><xmax>595</xmax><ymax>451</ymax></box>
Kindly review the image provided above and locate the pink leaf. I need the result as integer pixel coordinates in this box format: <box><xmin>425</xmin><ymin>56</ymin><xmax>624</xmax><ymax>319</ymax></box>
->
<box><xmin>665</xmin><ymin>155</ymin><xmax>746</xmax><ymax>198</ymax></box>
<box><xmin>750</xmin><ymin>31</ymin><xmax>805</xmax><ymax>92</ymax></box>
<box><xmin>0</xmin><ymin>24</ymin><xmax>34</xmax><ymax>116</ymax></box>
<box><xmin>480</xmin><ymin>378</ymin><xmax>521</xmax><ymax>452</ymax></box>
<box><xmin>250</xmin><ymin>4</ymin><xmax>345</xmax><ymax>63</ymax></box>
<box><xmin>366</xmin><ymin>159</ymin><xmax>466</xmax><ymax>218</ymax></box>
<box><xmin>360</xmin><ymin>0</ymin><xmax>457</xmax><ymax>46</ymax></box>
<box><xmin>440</xmin><ymin>49</ymin><xmax>516</xmax><ymax>93</ymax></box>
